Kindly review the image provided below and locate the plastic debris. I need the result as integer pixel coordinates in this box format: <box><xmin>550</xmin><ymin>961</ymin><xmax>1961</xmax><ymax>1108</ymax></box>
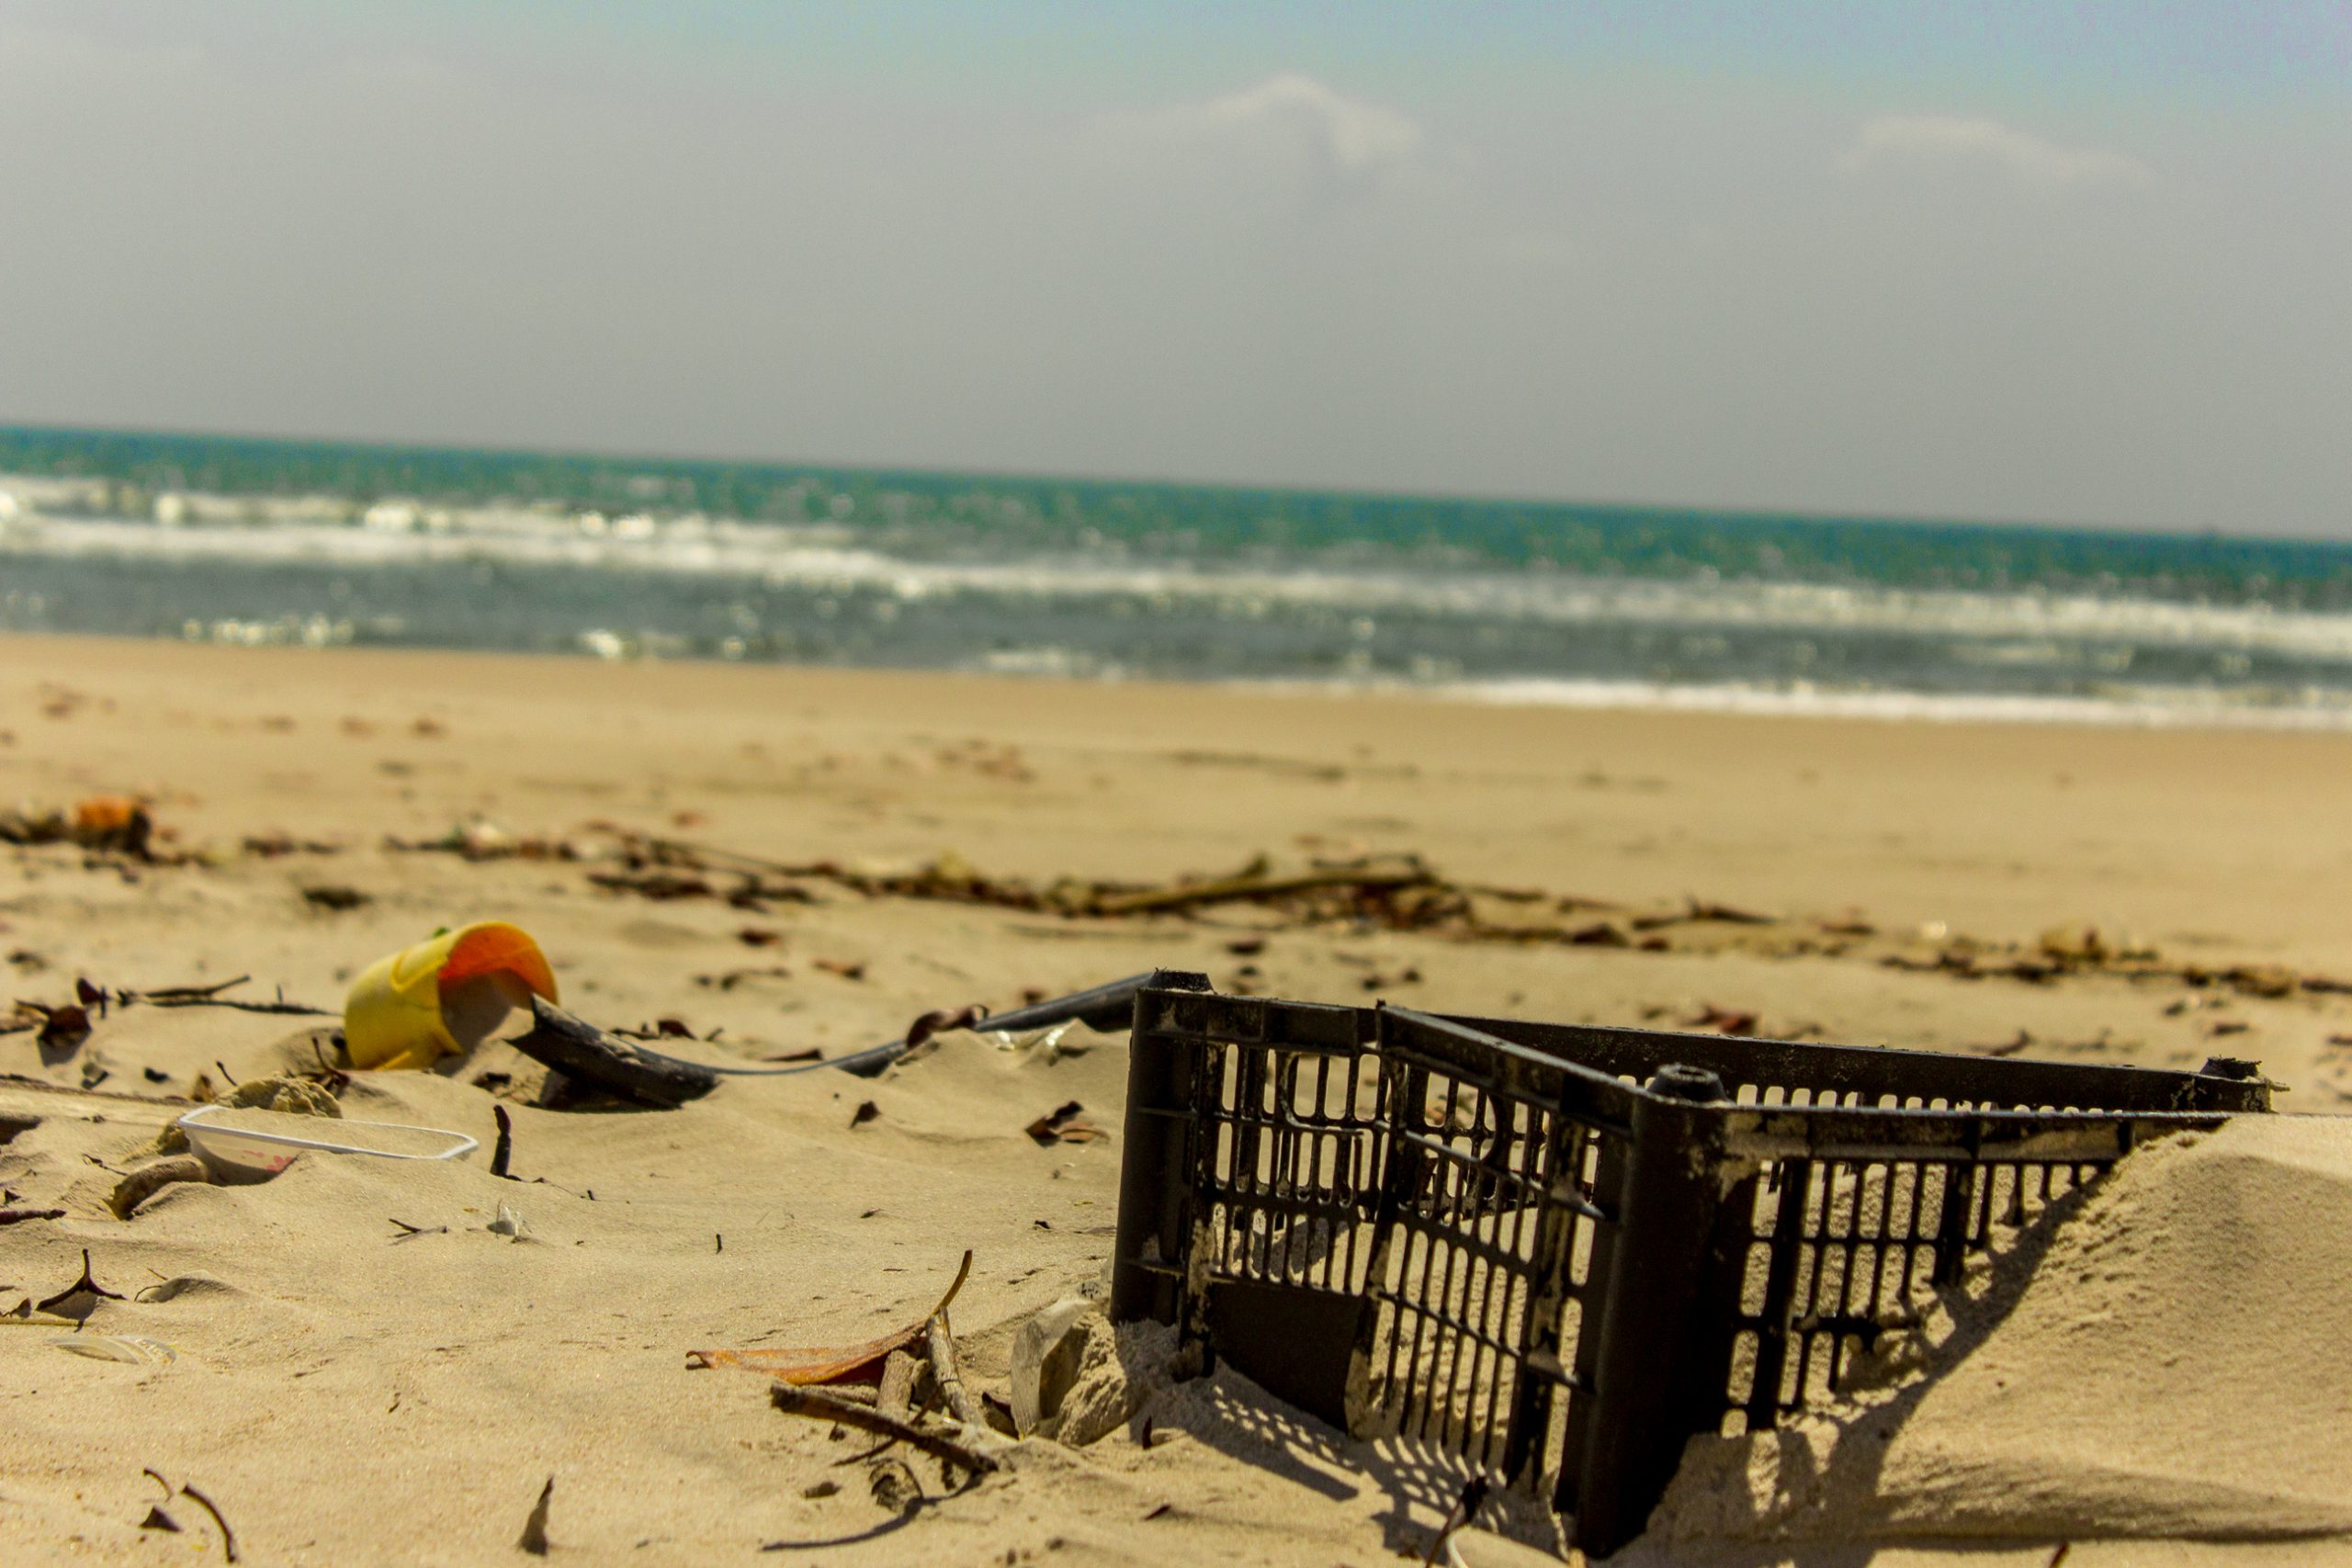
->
<box><xmin>51</xmin><ymin>1334</ymin><xmax>176</xmax><ymax>1366</ymax></box>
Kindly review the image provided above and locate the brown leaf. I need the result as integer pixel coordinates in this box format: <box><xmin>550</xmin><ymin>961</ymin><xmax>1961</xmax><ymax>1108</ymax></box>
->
<box><xmin>518</xmin><ymin>1476</ymin><xmax>552</xmax><ymax>1555</ymax></box>
<box><xmin>902</xmin><ymin>1005</ymin><xmax>984</xmax><ymax>1053</ymax></box>
<box><xmin>37</xmin><ymin>1004</ymin><xmax>91</xmax><ymax>1051</ymax></box>
<box><xmin>1025</xmin><ymin>1100</ymin><xmax>1104</xmax><ymax>1145</ymax></box>
<box><xmin>687</xmin><ymin>1251</ymin><xmax>971</xmax><ymax>1384</ymax></box>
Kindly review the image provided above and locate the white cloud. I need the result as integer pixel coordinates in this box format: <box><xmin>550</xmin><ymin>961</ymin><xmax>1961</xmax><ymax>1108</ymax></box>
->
<box><xmin>1843</xmin><ymin>116</ymin><xmax>2156</xmax><ymax>191</ymax></box>
<box><xmin>1133</xmin><ymin>73</ymin><xmax>1426</xmax><ymax>181</ymax></box>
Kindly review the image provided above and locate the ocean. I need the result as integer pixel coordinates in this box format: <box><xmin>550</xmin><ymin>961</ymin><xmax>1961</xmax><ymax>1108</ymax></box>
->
<box><xmin>6</xmin><ymin>425</ymin><xmax>2352</xmax><ymax>728</ymax></box>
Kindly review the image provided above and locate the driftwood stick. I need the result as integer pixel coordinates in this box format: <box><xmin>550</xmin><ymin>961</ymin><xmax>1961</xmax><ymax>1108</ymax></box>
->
<box><xmin>1089</xmin><ymin>864</ymin><xmax>1433</xmax><ymax>918</ymax></box>
<box><xmin>178</xmin><ymin>1483</ymin><xmax>238</xmax><ymax>1564</ymax></box>
<box><xmin>769</xmin><ymin>1383</ymin><xmax>1000</xmax><ymax>1474</ymax></box>
<box><xmin>876</xmin><ymin>1349</ymin><xmax>921</xmax><ymax>1423</ymax></box>
<box><xmin>510</xmin><ymin>999</ymin><xmax>718</xmax><ymax>1108</ymax></box>
<box><xmin>140</xmin><ymin>976</ymin><xmax>251</xmax><ymax>1002</ymax></box>
<box><xmin>490</xmin><ymin>1106</ymin><xmax>514</xmax><ymax>1179</ymax></box>
<box><xmin>146</xmin><ymin>997</ymin><xmax>333</xmax><ymax>1017</ymax></box>
<box><xmin>924</xmin><ymin>1312</ymin><xmax>988</xmax><ymax>1435</ymax></box>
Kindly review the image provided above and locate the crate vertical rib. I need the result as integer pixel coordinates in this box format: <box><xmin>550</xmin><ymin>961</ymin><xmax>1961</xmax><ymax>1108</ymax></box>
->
<box><xmin>1563</xmin><ymin>1065</ymin><xmax>1734</xmax><ymax>1555</ymax></box>
<box><xmin>1109</xmin><ymin>969</ymin><xmax>1213</xmax><ymax>1325</ymax></box>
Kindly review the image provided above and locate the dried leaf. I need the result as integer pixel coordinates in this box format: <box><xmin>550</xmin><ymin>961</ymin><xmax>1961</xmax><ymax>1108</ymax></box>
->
<box><xmin>1025</xmin><ymin>1101</ymin><xmax>1104</xmax><ymax>1145</ymax></box>
<box><xmin>902</xmin><ymin>1005</ymin><xmax>984</xmax><ymax>1054</ymax></box>
<box><xmin>687</xmin><ymin>1251</ymin><xmax>971</xmax><ymax>1385</ymax></box>
<box><xmin>37</xmin><ymin>1004</ymin><xmax>92</xmax><ymax>1051</ymax></box>
<box><xmin>518</xmin><ymin>1476</ymin><xmax>553</xmax><ymax>1555</ymax></box>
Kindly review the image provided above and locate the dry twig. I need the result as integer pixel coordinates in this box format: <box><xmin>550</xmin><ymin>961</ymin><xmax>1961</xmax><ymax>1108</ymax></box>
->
<box><xmin>769</xmin><ymin>1385</ymin><xmax>999</xmax><ymax>1476</ymax></box>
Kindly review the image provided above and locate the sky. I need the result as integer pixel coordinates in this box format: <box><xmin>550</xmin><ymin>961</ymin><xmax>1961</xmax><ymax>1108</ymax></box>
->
<box><xmin>2</xmin><ymin>2</ymin><xmax>2347</xmax><ymax>536</ymax></box>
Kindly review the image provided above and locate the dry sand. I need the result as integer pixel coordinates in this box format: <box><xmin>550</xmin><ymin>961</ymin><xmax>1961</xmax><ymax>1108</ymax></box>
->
<box><xmin>6</xmin><ymin>633</ymin><xmax>2352</xmax><ymax>1565</ymax></box>
<box><xmin>1641</xmin><ymin>1115</ymin><xmax>2352</xmax><ymax>1559</ymax></box>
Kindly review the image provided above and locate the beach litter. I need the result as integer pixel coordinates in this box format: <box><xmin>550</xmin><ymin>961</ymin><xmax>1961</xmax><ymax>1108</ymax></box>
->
<box><xmin>144</xmin><ymin>1073</ymin><xmax>340</xmax><ymax>1156</ymax></box>
<box><xmin>513</xmin><ymin>974</ymin><xmax>1151</xmax><ymax>1107</ymax></box>
<box><xmin>0</xmin><ymin>795</ymin><xmax>154</xmax><ymax>857</ymax></box>
<box><xmin>1111</xmin><ymin>973</ymin><xmax>2278</xmax><ymax>1557</ymax></box>
<box><xmin>174</xmin><ymin>1104</ymin><xmax>478</xmax><ymax>1182</ymax></box>
<box><xmin>344</xmin><ymin>920</ymin><xmax>558</xmax><ymax>1071</ymax></box>
<box><xmin>50</xmin><ymin>1333</ymin><xmax>175</xmax><ymax>1366</ymax></box>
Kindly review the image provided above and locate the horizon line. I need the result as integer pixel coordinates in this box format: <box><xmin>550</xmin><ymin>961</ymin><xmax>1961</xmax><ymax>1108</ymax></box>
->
<box><xmin>0</xmin><ymin>417</ymin><xmax>2331</xmax><ymax>551</ymax></box>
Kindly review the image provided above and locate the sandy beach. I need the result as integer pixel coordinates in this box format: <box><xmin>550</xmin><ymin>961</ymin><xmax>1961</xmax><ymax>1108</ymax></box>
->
<box><xmin>6</xmin><ymin>632</ymin><xmax>2352</xmax><ymax>1566</ymax></box>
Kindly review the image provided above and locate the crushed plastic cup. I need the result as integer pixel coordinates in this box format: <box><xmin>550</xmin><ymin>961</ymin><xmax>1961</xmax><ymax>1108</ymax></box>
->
<box><xmin>175</xmin><ymin>1104</ymin><xmax>480</xmax><ymax>1181</ymax></box>
<box><xmin>343</xmin><ymin>921</ymin><xmax>558</xmax><ymax>1070</ymax></box>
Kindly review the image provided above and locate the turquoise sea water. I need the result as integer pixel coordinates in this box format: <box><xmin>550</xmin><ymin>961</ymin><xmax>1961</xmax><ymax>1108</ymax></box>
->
<box><xmin>6</xmin><ymin>425</ymin><xmax>2352</xmax><ymax>726</ymax></box>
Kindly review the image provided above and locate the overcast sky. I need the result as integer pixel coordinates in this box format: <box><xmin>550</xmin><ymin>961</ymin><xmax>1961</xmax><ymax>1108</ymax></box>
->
<box><xmin>3</xmin><ymin>2</ymin><xmax>2346</xmax><ymax>535</ymax></box>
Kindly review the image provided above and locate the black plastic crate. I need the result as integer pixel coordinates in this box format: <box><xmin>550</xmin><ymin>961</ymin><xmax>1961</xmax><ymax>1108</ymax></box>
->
<box><xmin>1109</xmin><ymin>972</ymin><xmax>2270</xmax><ymax>1556</ymax></box>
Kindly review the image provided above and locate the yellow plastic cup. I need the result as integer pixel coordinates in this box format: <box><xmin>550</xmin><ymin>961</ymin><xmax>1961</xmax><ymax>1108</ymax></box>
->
<box><xmin>343</xmin><ymin>921</ymin><xmax>559</xmax><ymax>1071</ymax></box>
